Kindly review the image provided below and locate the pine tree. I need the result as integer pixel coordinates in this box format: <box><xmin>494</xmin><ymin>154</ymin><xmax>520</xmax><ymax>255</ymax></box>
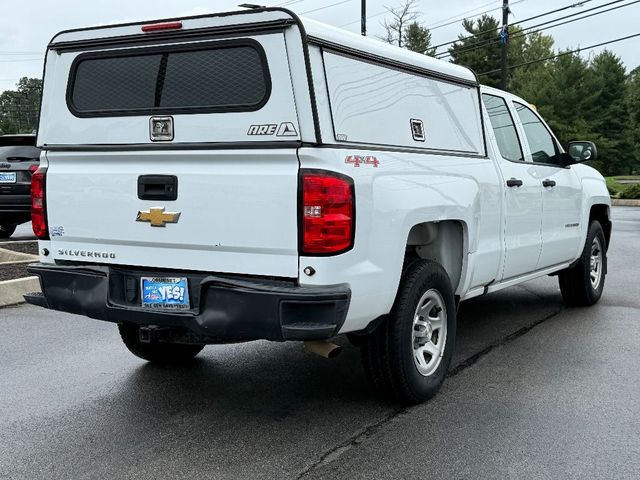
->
<box><xmin>404</xmin><ymin>21</ymin><xmax>436</xmax><ymax>56</ymax></box>
<box><xmin>626</xmin><ymin>67</ymin><xmax>640</xmax><ymax>174</ymax></box>
<box><xmin>588</xmin><ymin>50</ymin><xmax>630</xmax><ymax>175</ymax></box>
<box><xmin>448</xmin><ymin>15</ymin><xmax>502</xmax><ymax>87</ymax></box>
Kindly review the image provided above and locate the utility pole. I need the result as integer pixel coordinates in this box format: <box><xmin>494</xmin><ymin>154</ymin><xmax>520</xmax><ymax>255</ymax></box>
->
<box><xmin>361</xmin><ymin>0</ymin><xmax>366</xmax><ymax>36</ymax></box>
<box><xmin>500</xmin><ymin>0</ymin><xmax>509</xmax><ymax>90</ymax></box>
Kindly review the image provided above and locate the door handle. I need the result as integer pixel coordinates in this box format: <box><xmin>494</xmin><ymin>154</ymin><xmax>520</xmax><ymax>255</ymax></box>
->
<box><xmin>506</xmin><ymin>178</ymin><xmax>523</xmax><ymax>188</ymax></box>
<box><xmin>542</xmin><ymin>179</ymin><xmax>556</xmax><ymax>188</ymax></box>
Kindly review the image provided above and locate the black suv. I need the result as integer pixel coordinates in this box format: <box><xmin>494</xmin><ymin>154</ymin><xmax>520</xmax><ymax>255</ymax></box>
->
<box><xmin>0</xmin><ymin>135</ymin><xmax>40</xmax><ymax>238</ymax></box>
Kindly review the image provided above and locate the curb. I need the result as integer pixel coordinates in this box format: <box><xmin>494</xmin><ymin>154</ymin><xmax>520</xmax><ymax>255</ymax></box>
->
<box><xmin>0</xmin><ymin>276</ymin><xmax>41</xmax><ymax>308</ymax></box>
<box><xmin>0</xmin><ymin>247</ymin><xmax>37</xmax><ymax>263</ymax></box>
<box><xmin>612</xmin><ymin>199</ymin><xmax>640</xmax><ymax>206</ymax></box>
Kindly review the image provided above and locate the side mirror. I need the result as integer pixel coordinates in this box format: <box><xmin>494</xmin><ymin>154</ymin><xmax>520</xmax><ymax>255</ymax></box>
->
<box><xmin>567</xmin><ymin>141</ymin><xmax>597</xmax><ymax>164</ymax></box>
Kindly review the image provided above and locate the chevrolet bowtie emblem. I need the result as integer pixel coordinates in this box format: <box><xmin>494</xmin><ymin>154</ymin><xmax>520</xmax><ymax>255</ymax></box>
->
<box><xmin>136</xmin><ymin>207</ymin><xmax>181</xmax><ymax>227</ymax></box>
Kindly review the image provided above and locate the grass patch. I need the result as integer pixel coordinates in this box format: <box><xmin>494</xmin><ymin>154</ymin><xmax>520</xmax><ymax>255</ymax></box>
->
<box><xmin>605</xmin><ymin>176</ymin><xmax>640</xmax><ymax>198</ymax></box>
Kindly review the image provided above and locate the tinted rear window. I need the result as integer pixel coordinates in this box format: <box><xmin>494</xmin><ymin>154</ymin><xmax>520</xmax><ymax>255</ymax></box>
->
<box><xmin>68</xmin><ymin>40</ymin><xmax>271</xmax><ymax>117</ymax></box>
<box><xmin>0</xmin><ymin>146</ymin><xmax>40</xmax><ymax>161</ymax></box>
<box><xmin>0</xmin><ymin>136</ymin><xmax>36</xmax><ymax>147</ymax></box>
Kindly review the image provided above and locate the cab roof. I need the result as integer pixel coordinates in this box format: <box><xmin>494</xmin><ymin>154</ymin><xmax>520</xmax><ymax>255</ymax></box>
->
<box><xmin>48</xmin><ymin>7</ymin><xmax>477</xmax><ymax>85</ymax></box>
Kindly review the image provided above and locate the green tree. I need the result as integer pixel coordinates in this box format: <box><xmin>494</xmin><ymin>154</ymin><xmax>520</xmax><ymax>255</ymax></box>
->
<box><xmin>404</xmin><ymin>21</ymin><xmax>436</xmax><ymax>56</ymax></box>
<box><xmin>381</xmin><ymin>0</ymin><xmax>435</xmax><ymax>56</ymax></box>
<box><xmin>627</xmin><ymin>66</ymin><xmax>640</xmax><ymax>174</ymax></box>
<box><xmin>0</xmin><ymin>77</ymin><xmax>42</xmax><ymax>134</ymax></box>
<box><xmin>448</xmin><ymin>15</ymin><xmax>502</xmax><ymax>87</ymax></box>
<box><xmin>513</xmin><ymin>51</ymin><xmax>594</xmax><ymax>145</ymax></box>
<box><xmin>448</xmin><ymin>17</ymin><xmax>554</xmax><ymax>90</ymax></box>
<box><xmin>381</xmin><ymin>0</ymin><xmax>420</xmax><ymax>47</ymax></box>
<box><xmin>508</xmin><ymin>30</ymin><xmax>555</xmax><ymax>93</ymax></box>
<box><xmin>587</xmin><ymin>50</ymin><xmax>630</xmax><ymax>175</ymax></box>
<box><xmin>515</xmin><ymin>50</ymin><xmax>633</xmax><ymax>175</ymax></box>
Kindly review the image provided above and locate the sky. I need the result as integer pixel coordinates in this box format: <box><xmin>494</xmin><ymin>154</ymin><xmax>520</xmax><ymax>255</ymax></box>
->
<box><xmin>0</xmin><ymin>0</ymin><xmax>639</xmax><ymax>91</ymax></box>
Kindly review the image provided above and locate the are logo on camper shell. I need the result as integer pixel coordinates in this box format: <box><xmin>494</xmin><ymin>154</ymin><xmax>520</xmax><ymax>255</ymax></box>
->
<box><xmin>247</xmin><ymin>122</ymin><xmax>298</xmax><ymax>137</ymax></box>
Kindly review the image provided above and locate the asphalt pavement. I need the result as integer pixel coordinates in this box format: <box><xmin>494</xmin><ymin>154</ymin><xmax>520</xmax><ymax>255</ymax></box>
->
<box><xmin>0</xmin><ymin>208</ymin><xmax>638</xmax><ymax>479</ymax></box>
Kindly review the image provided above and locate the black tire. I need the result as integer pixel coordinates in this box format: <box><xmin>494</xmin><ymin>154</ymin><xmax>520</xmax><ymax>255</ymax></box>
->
<box><xmin>0</xmin><ymin>224</ymin><xmax>16</xmax><ymax>239</ymax></box>
<box><xmin>360</xmin><ymin>259</ymin><xmax>456</xmax><ymax>404</ymax></box>
<box><xmin>118</xmin><ymin>323</ymin><xmax>204</xmax><ymax>365</ymax></box>
<box><xmin>559</xmin><ymin>220</ymin><xmax>607</xmax><ymax>307</ymax></box>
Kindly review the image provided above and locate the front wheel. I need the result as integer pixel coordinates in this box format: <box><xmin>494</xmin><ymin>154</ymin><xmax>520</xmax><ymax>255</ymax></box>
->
<box><xmin>558</xmin><ymin>220</ymin><xmax>607</xmax><ymax>306</ymax></box>
<box><xmin>0</xmin><ymin>224</ymin><xmax>16</xmax><ymax>239</ymax></box>
<box><xmin>118</xmin><ymin>323</ymin><xmax>205</xmax><ymax>365</ymax></box>
<box><xmin>360</xmin><ymin>259</ymin><xmax>456</xmax><ymax>404</ymax></box>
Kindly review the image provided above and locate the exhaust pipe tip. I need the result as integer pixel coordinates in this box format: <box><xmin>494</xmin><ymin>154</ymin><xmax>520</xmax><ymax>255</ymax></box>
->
<box><xmin>304</xmin><ymin>340</ymin><xmax>342</xmax><ymax>359</ymax></box>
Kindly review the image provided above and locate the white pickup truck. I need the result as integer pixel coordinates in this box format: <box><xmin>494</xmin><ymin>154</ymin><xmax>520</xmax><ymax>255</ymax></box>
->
<box><xmin>26</xmin><ymin>7</ymin><xmax>611</xmax><ymax>404</ymax></box>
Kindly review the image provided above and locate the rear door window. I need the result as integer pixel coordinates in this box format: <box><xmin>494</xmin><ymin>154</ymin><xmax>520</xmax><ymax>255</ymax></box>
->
<box><xmin>68</xmin><ymin>40</ymin><xmax>271</xmax><ymax>117</ymax></box>
<box><xmin>482</xmin><ymin>94</ymin><xmax>523</xmax><ymax>162</ymax></box>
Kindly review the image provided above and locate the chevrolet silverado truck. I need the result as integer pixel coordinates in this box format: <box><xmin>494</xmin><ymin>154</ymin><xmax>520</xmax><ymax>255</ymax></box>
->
<box><xmin>26</xmin><ymin>7</ymin><xmax>611</xmax><ymax>404</ymax></box>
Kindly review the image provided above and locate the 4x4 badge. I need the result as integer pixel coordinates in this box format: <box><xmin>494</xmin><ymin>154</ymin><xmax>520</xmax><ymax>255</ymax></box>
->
<box><xmin>136</xmin><ymin>207</ymin><xmax>181</xmax><ymax>227</ymax></box>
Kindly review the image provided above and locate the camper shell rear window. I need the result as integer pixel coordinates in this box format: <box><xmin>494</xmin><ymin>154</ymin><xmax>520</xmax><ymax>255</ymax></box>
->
<box><xmin>67</xmin><ymin>39</ymin><xmax>271</xmax><ymax>117</ymax></box>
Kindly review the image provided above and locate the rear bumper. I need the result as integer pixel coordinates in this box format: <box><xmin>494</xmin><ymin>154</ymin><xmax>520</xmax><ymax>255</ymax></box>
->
<box><xmin>25</xmin><ymin>263</ymin><xmax>350</xmax><ymax>342</ymax></box>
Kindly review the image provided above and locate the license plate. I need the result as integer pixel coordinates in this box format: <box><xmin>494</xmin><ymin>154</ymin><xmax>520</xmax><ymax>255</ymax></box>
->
<box><xmin>0</xmin><ymin>172</ymin><xmax>16</xmax><ymax>183</ymax></box>
<box><xmin>141</xmin><ymin>277</ymin><xmax>189</xmax><ymax>309</ymax></box>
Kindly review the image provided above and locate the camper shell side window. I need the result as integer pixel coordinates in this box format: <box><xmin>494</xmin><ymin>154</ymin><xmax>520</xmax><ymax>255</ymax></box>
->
<box><xmin>321</xmin><ymin>50</ymin><xmax>485</xmax><ymax>156</ymax></box>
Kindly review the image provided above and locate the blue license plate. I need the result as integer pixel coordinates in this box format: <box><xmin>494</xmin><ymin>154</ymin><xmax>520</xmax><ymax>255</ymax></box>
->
<box><xmin>0</xmin><ymin>172</ymin><xmax>16</xmax><ymax>183</ymax></box>
<box><xmin>141</xmin><ymin>277</ymin><xmax>189</xmax><ymax>309</ymax></box>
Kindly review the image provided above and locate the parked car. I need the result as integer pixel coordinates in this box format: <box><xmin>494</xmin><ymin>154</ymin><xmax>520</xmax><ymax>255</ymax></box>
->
<box><xmin>0</xmin><ymin>134</ymin><xmax>40</xmax><ymax>238</ymax></box>
<box><xmin>26</xmin><ymin>7</ymin><xmax>611</xmax><ymax>404</ymax></box>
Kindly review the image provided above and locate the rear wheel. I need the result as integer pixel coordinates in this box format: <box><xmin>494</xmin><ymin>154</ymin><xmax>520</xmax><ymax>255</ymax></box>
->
<box><xmin>118</xmin><ymin>323</ymin><xmax>204</xmax><ymax>365</ymax></box>
<box><xmin>0</xmin><ymin>225</ymin><xmax>16</xmax><ymax>239</ymax></box>
<box><xmin>360</xmin><ymin>259</ymin><xmax>456</xmax><ymax>404</ymax></box>
<box><xmin>559</xmin><ymin>220</ymin><xmax>607</xmax><ymax>306</ymax></box>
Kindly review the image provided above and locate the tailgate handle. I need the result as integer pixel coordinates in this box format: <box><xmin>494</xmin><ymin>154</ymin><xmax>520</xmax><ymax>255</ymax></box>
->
<box><xmin>138</xmin><ymin>175</ymin><xmax>178</xmax><ymax>201</ymax></box>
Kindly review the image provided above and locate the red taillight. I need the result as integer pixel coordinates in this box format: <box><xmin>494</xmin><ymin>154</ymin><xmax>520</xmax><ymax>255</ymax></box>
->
<box><xmin>31</xmin><ymin>167</ymin><xmax>49</xmax><ymax>240</ymax></box>
<box><xmin>141</xmin><ymin>21</ymin><xmax>183</xmax><ymax>32</ymax></box>
<box><xmin>301</xmin><ymin>171</ymin><xmax>354</xmax><ymax>255</ymax></box>
<box><xmin>29</xmin><ymin>164</ymin><xmax>39</xmax><ymax>174</ymax></box>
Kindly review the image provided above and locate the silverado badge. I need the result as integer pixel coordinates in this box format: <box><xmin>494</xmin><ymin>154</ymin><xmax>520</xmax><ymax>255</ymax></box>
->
<box><xmin>136</xmin><ymin>207</ymin><xmax>181</xmax><ymax>227</ymax></box>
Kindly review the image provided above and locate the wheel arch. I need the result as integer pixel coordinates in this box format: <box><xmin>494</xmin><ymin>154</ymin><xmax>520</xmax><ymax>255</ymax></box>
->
<box><xmin>405</xmin><ymin>219</ymin><xmax>469</xmax><ymax>295</ymax></box>
<box><xmin>589</xmin><ymin>203</ymin><xmax>611</xmax><ymax>250</ymax></box>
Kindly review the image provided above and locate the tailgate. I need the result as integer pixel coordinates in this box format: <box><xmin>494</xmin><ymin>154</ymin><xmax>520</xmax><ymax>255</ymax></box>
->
<box><xmin>46</xmin><ymin>149</ymin><xmax>300</xmax><ymax>277</ymax></box>
<box><xmin>38</xmin><ymin>13</ymin><xmax>308</xmax><ymax>278</ymax></box>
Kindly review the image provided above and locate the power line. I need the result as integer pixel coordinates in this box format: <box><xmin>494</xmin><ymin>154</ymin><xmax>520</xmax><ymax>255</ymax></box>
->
<box><xmin>299</xmin><ymin>0</ymin><xmax>351</xmax><ymax>15</ymax></box>
<box><xmin>339</xmin><ymin>10</ymin><xmax>386</xmax><ymax>28</ymax></box>
<box><xmin>511</xmin><ymin>0</ymin><xmax>594</xmax><ymax>26</ymax></box>
<box><xmin>437</xmin><ymin>0</ymin><xmax>638</xmax><ymax>59</ymax></box>
<box><xmin>432</xmin><ymin>0</ymin><xmax>596</xmax><ymax>52</ymax></box>
<box><xmin>428</xmin><ymin>0</ymin><xmax>527</xmax><ymax>32</ymax></box>
<box><xmin>272</xmin><ymin>0</ymin><xmax>307</xmax><ymax>7</ymax></box>
<box><xmin>339</xmin><ymin>0</ymin><xmax>506</xmax><ymax>30</ymax></box>
<box><xmin>477</xmin><ymin>31</ymin><xmax>640</xmax><ymax>75</ymax></box>
<box><xmin>424</xmin><ymin>0</ymin><xmax>498</xmax><ymax>28</ymax></box>
<box><xmin>338</xmin><ymin>1</ymin><xmax>500</xmax><ymax>30</ymax></box>
<box><xmin>441</xmin><ymin>0</ymin><xmax>640</xmax><ymax>59</ymax></box>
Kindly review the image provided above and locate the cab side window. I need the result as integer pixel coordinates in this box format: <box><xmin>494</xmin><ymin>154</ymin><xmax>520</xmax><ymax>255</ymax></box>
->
<box><xmin>482</xmin><ymin>94</ymin><xmax>523</xmax><ymax>162</ymax></box>
<box><xmin>514</xmin><ymin>102</ymin><xmax>560</xmax><ymax>166</ymax></box>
